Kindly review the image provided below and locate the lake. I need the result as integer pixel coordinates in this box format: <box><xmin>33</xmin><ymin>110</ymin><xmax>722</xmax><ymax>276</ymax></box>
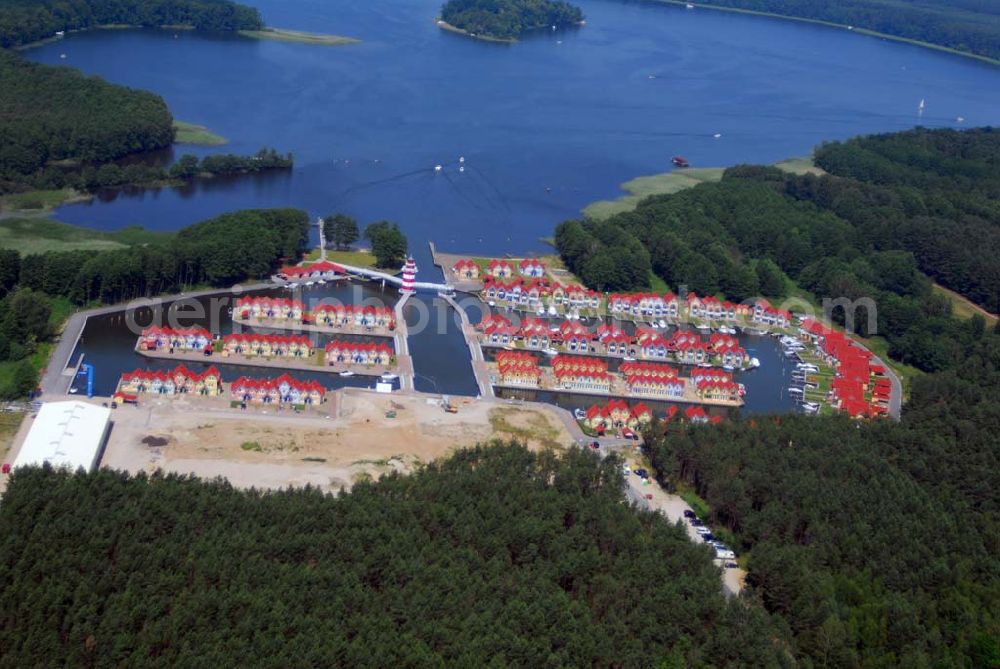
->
<box><xmin>25</xmin><ymin>0</ymin><xmax>1000</xmax><ymax>276</ymax></box>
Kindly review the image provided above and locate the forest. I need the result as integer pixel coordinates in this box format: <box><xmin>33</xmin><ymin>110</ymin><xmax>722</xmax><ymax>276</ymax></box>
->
<box><xmin>0</xmin><ymin>443</ymin><xmax>793</xmax><ymax>666</ymax></box>
<box><xmin>556</xmin><ymin>127</ymin><xmax>999</xmax><ymax>373</ymax></box>
<box><xmin>0</xmin><ymin>208</ymin><xmax>309</xmax><ymax>397</ymax></box>
<box><xmin>643</xmin><ymin>325</ymin><xmax>1000</xmax><ymax>666</ymax></box>
<box><xmin>0</xmin><ymin>0</ymin><xmax>263</xmax><ymax>48</ymax></box>
<box><xmin>440</xmin><ymin>0</ymin><xmax>583</xmax><ymax>40</ymax></box>
<box><xmin>682</xmin><ymin>0</ymin><xmax>1000</xmax><ymax>62</ymax></box>
<box><xmin>0</xmin><ymin>49</ymin><xmax>292</xmax><ymax>194</ymax></box>
<box><xmin>0</xmin><ymin>47</ymin><xmax>173</xmax><ymax>190</ymax></box>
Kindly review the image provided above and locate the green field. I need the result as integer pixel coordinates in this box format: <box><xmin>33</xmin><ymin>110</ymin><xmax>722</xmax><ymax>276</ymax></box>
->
<box><xmin>583</xmin><ymin>168</ymin><xmax>725</xmax><ymax>220</ymax></box>
<box><xmin>931</xmin><ymin>282</ymin><xmax>998</xmax><ymax>326</ymax></box>
<box><xmin>173</xmin><ymin>120</ymin><xmax>227</xmax><ymax>146</ymax></box>
<box><xmin>0</xmin><ymin>189</ymin><xmax>90</xmax><ymax>213</ymax></box>
<box><xmin>774</xmin><ymin>155</ymin><xmax>827</xmax><ymax>176</ymax></box>
<box><xmin>238</xmin><ymin>28</ymin><xmax>359</xmax><ymax>46</ymax></box>
<box><xmin>0</xmin><ymin>219</ymin><xmax>168</xmax><ymax>255</ymax></box>
<box><xmin>583</xmin><ymin>155</ymin><xmax>827</xmax><ymax>221</ymax></box>
<box><xmin>304</xmin><ymin>248</ymin><xmax>379</xmax><ymax>268</ymax></box>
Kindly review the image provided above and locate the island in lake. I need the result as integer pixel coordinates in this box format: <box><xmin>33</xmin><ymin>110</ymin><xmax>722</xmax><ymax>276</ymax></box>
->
<box><xmin>439</xmin><ymin>0</ymin><xmax>584</xmax><ymax>42</ymax></box>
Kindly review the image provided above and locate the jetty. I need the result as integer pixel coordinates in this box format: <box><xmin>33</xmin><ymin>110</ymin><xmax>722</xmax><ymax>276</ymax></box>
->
<box><xmin>441</xmin><ymin>292</ymin><xmax>494</xmax><ymax>399</ymax></box>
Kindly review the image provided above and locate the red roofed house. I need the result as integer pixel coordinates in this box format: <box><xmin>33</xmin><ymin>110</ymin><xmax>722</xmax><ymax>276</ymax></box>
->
<box><xmin>139</xmin><ymin>326</ymin><xmax>212</xmax><ymax>352</ymax></box>
<box><xmin>452</xmin><ymin>259</ymin><xmax>480</xmax><ymax>280</ymax></box>
<box><xmin>495</xmin><ymin>351</ymin><xmax>541</xmax><ymax>387</ymax></box>
<box><xmin>487</xmin><ymin>259</ymin><xmax>515</xmax><ymax>279</ymax></box>
<box><xmin>325</xmin><ymin>340</ymin><xmax>393</xmax><ymax>367</ymax></box>
<box><xmin>519</xmin><ymin>258</ymin><xmax>546</xmax><ymax>278</ymax></box>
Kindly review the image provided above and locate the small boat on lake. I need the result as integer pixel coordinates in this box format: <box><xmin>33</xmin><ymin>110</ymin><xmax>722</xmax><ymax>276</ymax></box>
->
<box><xmin>380</xmin><ymin>373</ymin><xmax>398</xmax><ymax>381</ymax></box>
<box><xmin>672</xmin><ymin>156</ymin><xmax>690</xmax><ymax>168</ymax></box>
<box><xmin>339</xmin><ymin>371</ymin><xmax>355</xmax><ymax>377</ymax></box>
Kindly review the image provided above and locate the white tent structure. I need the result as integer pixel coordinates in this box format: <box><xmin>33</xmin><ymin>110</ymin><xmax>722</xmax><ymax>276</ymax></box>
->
<box><xmin>13</xmin><ymin>401</ymin><xmax>111</xmax><ymax>473</ymax></box>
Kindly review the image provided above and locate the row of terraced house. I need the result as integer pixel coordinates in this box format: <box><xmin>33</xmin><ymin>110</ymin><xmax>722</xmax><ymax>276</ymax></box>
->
<box><xmin>477</xmin><ymin>273</ymin><xmax>792</xmax><ymax>328</ymax></box>
<box><xmin>478</xmin><ymin>316</ymin><xmax>750</xmax><ymax>368</ymax></box>
<box><xmin>235</xmin><ymin>297</ymin><xmax>395</xmax><ymax>329</ymax></box>
<box><xmin>453</xmin><ymin>258</ymin><xmax>548</xmax><ymax>281</ymax></box>
<box><xmin>324</xmin><ymin>340</ymin><xmax>394</xmax><ymax>367</ymax></box>
<box><xmin>799</xmin><ymin>319</ymin><xmax>891</xmax><ymax>418</ymax></box>
<box><xmin>230</xmin><ymin>375</ymin><xmax>326</xmax><ymax>405</ymax></box>
<box><xmin>116</xmin><ymin>365</ymin><xmax>223</xmax><ymax>398</ymax></box>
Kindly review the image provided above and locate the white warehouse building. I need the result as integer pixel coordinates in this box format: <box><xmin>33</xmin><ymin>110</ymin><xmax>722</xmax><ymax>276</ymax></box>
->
<box><xmin>13</xmin><ymin>401</ymin><xmax>112</xmax><ymax>473</ymax></box>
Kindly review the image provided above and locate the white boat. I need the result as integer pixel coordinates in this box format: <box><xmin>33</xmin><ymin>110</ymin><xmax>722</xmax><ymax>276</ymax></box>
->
<box><xmin>339</xmin><ymin>371</ymin><xmax>355</xmax><ymax>377</ymax></box>
<box><xmin>536</xmin><ymin>306</ymin><xmax>545</xmax><ymax>315</ymax></box>
<box><xmin>543</xmin><ymin>348</ymin><xmax>560</xmax><ymax>356</ymax></box>
<box><xmin>68</xmin><ymin>387</ymin><xmax>78</xmax><ymax>394</ymax></box>
<box><xmin>317</xmin><ymin>279</ymin><xmax>326</xmax><ymax>285</ymax></box>
<box><xmin>698</xmin><ymin>362</ymin><xmax>713</xmax><ymax>368</ymax></box>
<box><xmin>787</xmin><ymin>387</ymin><xmax>804</xmax><ymax>394</ymax></box>
<box><xmin>548</xmin><ymin>305</ymin><xmax>557</xmax><ymax>316</ymax></box>
<box><xmin>658</xmin><ymin>319</ymin><xmax>667</xmax><ymax>329</ymax></box>
<box><xmin>434</xmin><ymin>165</ymin><xmax>442</xmax><ymax>172</ymax></box>
<box><xmin>722</xmin><ymin>365</ymin><xmax>735</xmax><ymax>372</ymax></box>
<box><xmin>305</xmin><ymin>281</ymin><xmax>315</xmax><ymax>287</ymax></box>
<box><xmin>380</xmin><ymin>373</ymin><xmax>398</xmax><ymax>381</ymax></box>
<box><xmin>573</xmin><ymin>408</ymin><xmax>586</xmax><ymax>420</ymax></box>
<box><xmin>686</xmin><ymin>2</ymin><xmax>694</xmax><ymax>8</ymax></box>
<box><xmin>487</xmin><ymin>300</ymin><xmax>495</xmax><ymax>307</ymax></box>
<box><xmin>713</xmin><ymin>133</ymin><xmax>722</xmax><ymax>139</ymax></box>
<box><xmin>750</xmin><ymin>357</ymin><xmax>761</xmax><ymax>368</ymax></box>
<box><xmin>623</xmin><ymin>355</ymin><xmax>636</xmax><ymax>362</ymax></box>
<box><xmin>918</xmin><ymin>98</ymin><xmax>925</xmax><ymax>112</ymax></box>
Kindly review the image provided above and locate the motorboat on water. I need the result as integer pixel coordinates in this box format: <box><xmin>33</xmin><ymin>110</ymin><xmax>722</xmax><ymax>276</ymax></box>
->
<box><xmin>548</xmin><ymin>305</ymin><xmax>558</xmax><ymax>316</ymax></box>
<box><xmin>750</xmin><ymin>357</ymin><xmax>761</xmax><ymax>368</ymax></box>
<box><xmin>380</xmin><ymin>372</ymin><xmax>398</xmax><ymax>381</ymax></box>
<box><xmin>339</xmin><ymin>371</ymin><xmax>355</xmax><ymax>377</ymax></box>
<box><xmin>658</xmin><ymin>319</ymin><xmax>667</xmax><ymax>329</ymax></box>
<box><xmin>623</xmin><ymin>355</ymin><xmax>637</xmax><ymax>362</ymax></box>
<box><xmin>722</xmin><ymin>364</ymin><xmax>735</xmax><ymax>372</ymax></box>
<box><xmin>543</xmin><ymin>347</ymin><xmax>560</xmax><ymax>356</ymax></box>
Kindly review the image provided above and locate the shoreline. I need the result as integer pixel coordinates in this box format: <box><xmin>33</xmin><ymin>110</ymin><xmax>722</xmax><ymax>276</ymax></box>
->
<box><xmin>655</xmin><ymin>1</ymin><xmax>1000</xmax><ymax>68</ymax></box>
<box><xmin>583</xmin><ymin>154</ymin><xmax>826</xmax><ymax>220</ymax></box>
<box><xmin>435</xmin><ymin>19</ymin><xmax>516</xmax><ymax>44</ymax></box>
<box><xmin>14</xmin><ymin>24</ymin><xmax>358</xmax><ymax>52</ymax></box>
<box><xmin>238</xmin><ymin>28</ymin><xmax>359</xmax><ymax>46</ymax></box>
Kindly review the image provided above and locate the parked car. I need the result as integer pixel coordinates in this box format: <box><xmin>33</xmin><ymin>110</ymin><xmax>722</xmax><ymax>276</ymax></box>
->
<box><xmin>589</xmin><ymin>441</ymin><xmax>600</xmax><ymax>450</ymax></box>
<box><xmin>634</xmin><ymin>468</ymin><xmax>649</xmax><ymax>479</ymax></box>
<box><xmin>683</xmin><ymin>510</ymin><xmax>696</xmax><ymax>519</ymax></box>
<box><xmin>622</xmin><ymin>463</ymin><xmax>631</xmax><ymax>475</ymax></box>
<box><xmin>690</xmin><ymin>518</ymin><xmax>704</xmax><ymax>527</ymax></box>
<box><xmin>714</xmin><ymin>547</ymin><xmax>736</xmax><ymax>560</ymax></box>
<box><xmin>695</xmin><ymin>526</ymin><xmax>712</xmax><ymax>536</ymax></box>
<box><xmin>724</xmin><ymin>562</ymin><xmax>739</xmax><ymax>569</ymax></box>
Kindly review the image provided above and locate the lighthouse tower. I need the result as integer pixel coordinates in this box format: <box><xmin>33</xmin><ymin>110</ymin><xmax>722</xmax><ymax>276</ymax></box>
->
<box><xmin>400</xmin><ymin>256</ymin><xmax>417</xmax><ymax>293</ymax></box>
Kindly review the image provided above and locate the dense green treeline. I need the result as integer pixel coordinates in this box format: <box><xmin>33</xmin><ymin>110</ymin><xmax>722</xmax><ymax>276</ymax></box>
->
<box><xmin>0</xmin><ymin>208</ymin><xmax>308</xmax><ymax>397</ymax></box>
<box><xmin>683</xmin><ymin>0</ymin><xmax>1000</xmax><ymax>62</ymax></box>
<box><xmin>0</xmin><ymin>0</ymin><xmax>262</xmax><ymax>48</ymax></box>
<box><xmin>812</xmin><ymin>127</ymin><xmax>1000</xmax><ymax>313</ymax></box>
<box><xmin>0</xmin><ymin>50</ymin><xmax>292</xmax><ymax>195</ymax></box>
<box><xmin>0</xmin><ymin>48</ymin><xmax>173</xmax><ymax>186</ymax></box>
<box><xmin>643</xmin><ymin>331</ymin><xmax>1000</xmax><ymax>667</ymax></box>
<box><xmin>441</xmin><ymin>0</ymin><xmax>583</xmax><ymax>40</ymax></box>
<box><xmin>556</xmin><ymin>127</ymin><xmax>999</xmax><ymax>373</ymax></box>
<box><xmin>0</xmin><ymin>443</ymin><xmax>793</xmax><ymax>666</ymax></box>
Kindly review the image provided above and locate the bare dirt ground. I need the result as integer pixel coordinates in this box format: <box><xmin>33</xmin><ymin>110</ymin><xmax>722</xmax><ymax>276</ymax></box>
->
<box><xmin>100</xmin><ymin>390</ymin><xmax>573</xmax><ymax>492</ymax></box>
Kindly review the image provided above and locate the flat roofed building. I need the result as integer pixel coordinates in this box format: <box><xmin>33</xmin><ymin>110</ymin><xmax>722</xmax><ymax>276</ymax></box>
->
<box><xmin>13</xmin><ymin>401</ymin><xmax>112</xmax><ymax>473</ymax></box>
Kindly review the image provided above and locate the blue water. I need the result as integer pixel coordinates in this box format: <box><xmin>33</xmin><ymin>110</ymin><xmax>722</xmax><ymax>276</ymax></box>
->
<box><xmin>24</xmin><ymin>0</ymin><xmax>1000</xmax><ymax>275</ymax></box>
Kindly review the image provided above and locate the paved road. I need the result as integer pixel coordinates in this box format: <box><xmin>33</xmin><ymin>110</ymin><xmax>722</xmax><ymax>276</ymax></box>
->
<box><xmin>39</xmin><ymin>283</ymin><xmax>272</xmax><ymax>396</ymax></box>
<box><xmin>871</xmin><ymin>352</ymin><xmax>903</xmax><ymax>419</ymax></box>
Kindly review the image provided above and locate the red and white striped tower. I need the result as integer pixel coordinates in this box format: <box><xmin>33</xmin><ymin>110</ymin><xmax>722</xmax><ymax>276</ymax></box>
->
<box><xmin>400</xmin><ymin>256</ymin><xmax>417</xmax><ymax>293</ymax></box>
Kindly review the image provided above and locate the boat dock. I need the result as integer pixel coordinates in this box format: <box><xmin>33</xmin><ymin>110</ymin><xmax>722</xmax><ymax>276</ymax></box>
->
<box><xmin>441</xmin><ymin>292</ymin><xmax>494</xmax><ymax>399</ymax></box>
<box><xmin>394</xmin><ymin>293</ymin><xmax>416</xmax><ymax>392</ymax></box>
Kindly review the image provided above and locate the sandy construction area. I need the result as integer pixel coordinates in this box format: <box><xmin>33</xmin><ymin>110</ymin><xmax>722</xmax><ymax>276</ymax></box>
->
<box><xmin>100</xmin><ymin>390</ymin><xmax>573</xmax><ymax>491</ymax></box>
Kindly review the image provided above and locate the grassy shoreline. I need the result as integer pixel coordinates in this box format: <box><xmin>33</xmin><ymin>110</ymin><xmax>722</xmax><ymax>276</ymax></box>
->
<box><xmin>238</xmin><ymin>28</ymin><xmax>359</xmax><ymax>46</ymax></box>
<box><xmin>655</xmin><ymin>0</ymin><xmax>1000</xmax><ymax>68</ymax></box>
<box><xmin>435</xmin><ymin>19</ymin><xmax>516</xmax><ymax>44</ymax></box>
<box><xmin>16</xmin><ymin>24</ymin><xmax>357</xmax><ymax>51</ymax></box>
<box><xmin>173</xmin><ymin>120</ymin><xmax>227</xmax><ymax>146</ymax></box>
<box><xmin>0</xmin><ymin>218</ymin><xmax>169</xmax><ymax>255</ymax></box>
<box><xmin>583</xmin><ymin>155</ymin><xmax>825</xmax><ymax>220</ymax></box>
